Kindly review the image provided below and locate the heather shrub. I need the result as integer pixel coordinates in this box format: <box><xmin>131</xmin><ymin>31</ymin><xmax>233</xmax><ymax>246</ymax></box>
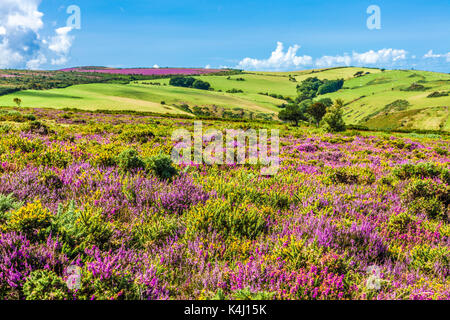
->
<box><xmin>23</xmin><ymin>270</ymin><xmax>69</xmax><ymax>300</ymax></box>
<box><xmin>74</xmin><ymin>248</ymin><xmax>141</xmax><ymax>300</ymax></box>
<box><xmin>0</xmin><ymin>232</ymin><xmax>33</xmax><ymax>298</ymax></box>
<box><xmin>117</xmin><ymin>148</ymin><xmax>146</xmax><ymax>173</ymax></box>
<box><xmin>75</xmin><ymin>266</ymin><xmax>139</xmax><ymax>300</ymax></box>
<box><xmin>146</xmin><ymin>153</ymin><xmax>178</xmax><ymax>181</ymax></box>
<box><xmin>0</xmin><ymin>232</ymin><xmax>68</xmax><ymax>298</ymax></box>
<box><xmin>186</xmin><ymin>198</ymin><xmax>271</xmax><ymax>240</ymax></box>
<box><xmin>159</xmin><ymin>176</ymin><xmax>210</xmax><ymax>214</ymax></box>
<box><xmin>40</xmin><ymin>170</ymin><xmax>63</xmax><ymax>190</ymax></box>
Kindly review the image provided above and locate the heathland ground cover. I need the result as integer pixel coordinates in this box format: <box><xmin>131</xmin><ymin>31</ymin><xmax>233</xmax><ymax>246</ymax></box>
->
<box><xmin>0</xmin><ymin>106</ymin><xmax>448</xmax><ymax>300</ymax></box>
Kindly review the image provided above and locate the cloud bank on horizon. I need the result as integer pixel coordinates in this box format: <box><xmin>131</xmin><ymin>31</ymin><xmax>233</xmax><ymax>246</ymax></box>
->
<box><xmin>0</xmin><ymin>0</ymin><xmax>75</xmax><ymax>69</ymax></box>
<box><xmin>237</xmin><ymin>42</ymin><xmax>448</xmax><ymax>71</ymax></box>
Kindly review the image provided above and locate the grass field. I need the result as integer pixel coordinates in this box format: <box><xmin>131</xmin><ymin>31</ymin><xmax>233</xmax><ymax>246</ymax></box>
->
<box><xmin>1</xmin><ymin>67</ymin><xmax>449</xmax><ymax>130</ymax></box>
<box><xmin>318</xmin><ymin>70</ymin><xmax>450</xmax><ymax>131</ymax></box>
<box><xmin>0</xmin><ymin>82</ymin><xmax>283</xmax><ymax>117</ymax></box>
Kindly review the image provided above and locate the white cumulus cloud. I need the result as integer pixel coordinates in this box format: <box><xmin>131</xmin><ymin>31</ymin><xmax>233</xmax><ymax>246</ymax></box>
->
<box><xmin>237</xmin><ymin>42</ymin><xmax>313</xmax><ymax>71</ymax></box>
<box><xmin>316</xmin><ymin>48</ymin><xmax>408</xmax><ymax>68</ymax></box>
<box><xmin>49</xmin><ymin>26</ymin><xmax>74</xmax><ymax>54</ymax></box>
<box><xmin>0</xmin><ymin>0</ymin><xmax>76</xmax><ymax>69</ymax></box>
<box><xmin>353</xmin><ymin>48</ymin><xmax>407</xmax><ymax>64</ymax></box>
<box><xmin>315</xmin><ymin>55</ymin><xmax>352</xmax><ymax>68</ymax></box>
<box><xmin>424</xmin><ymin>50</ymin><xmax>450</xmax><ymax>62</ymax></box>
<box><xmin>237</xmin><ymin>43</ymin><xmax>409</xmax><ymax>71</ymax></box>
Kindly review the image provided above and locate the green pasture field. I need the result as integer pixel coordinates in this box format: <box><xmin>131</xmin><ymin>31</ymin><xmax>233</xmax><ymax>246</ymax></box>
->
<box><xmin>0</xmin><ymin>67</ymin><xmax>449</xmax><ymax>130</ymax></box>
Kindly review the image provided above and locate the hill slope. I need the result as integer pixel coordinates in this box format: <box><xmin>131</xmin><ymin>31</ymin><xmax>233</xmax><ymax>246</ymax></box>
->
<box><xmin>0</xmin><ymin>67</ymin><xmax>448</xmax><ymax>130</ymax></box>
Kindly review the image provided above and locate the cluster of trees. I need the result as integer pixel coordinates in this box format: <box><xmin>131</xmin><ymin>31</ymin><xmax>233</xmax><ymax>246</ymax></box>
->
<box><xmin>277</xmin><ymin>76</ymin><xmax>347</xmax><ymax>131</ymax></box>
<box><xmin>278</xmin><ymin>97</ymin><xmax>346</xmax><ymax>132</ymax></box>
<box><xmin>354</xmin><ymin>71</ymin><xmax>371</xmax><ymax>78</ymax></box>
<box><xmin>226</xmin><ymin>88</ymin><xmax>244</xmax><ymax>93</ymax></box>
<box><xmin>296</xmin><ymin>77</ymin><xmax>344</xmax><ymax>102</ymax></box>
<box><xmin>169</xmin><ymin>76</ymin><xmax>211</xmax><ymax>90</ymax></box>
<box><xmin>226</xmin><ymin>76</ymin><xmax>245</xmax><ymax>81</ymax></box>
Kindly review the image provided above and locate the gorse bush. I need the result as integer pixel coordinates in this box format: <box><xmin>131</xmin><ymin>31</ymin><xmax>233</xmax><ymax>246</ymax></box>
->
<box><xmin>328</xmin><ymin>167</ymin><xmax>375</xmax><ymax>185</ymax></box>
<box><xmin>186</xmin><ymin>198</ymin><xmax>271</xmax><ymax>240</ymax></box>
<box><xmin>24</xmin><ymin>120</ymin><xmax>50</xmax><ymax>135</ymax></box>
<box><xmin>7</xmin><ymin>200</ymin><xmax>52</xmax><ymax>238</ymax></box>
<box><xmin>146</xmin><ymin>153</ymin><xmax>178</xmax><ymax>181</ymax></box>
<box><xmin>393</xmin><ymin>162</ymin><xmax>448</xmax><ymax>183</ymax></box>
<box><xmin>131</xmin><ymin>214</ymin><xmax>180</xmax><ymax>247</ymax></box>
<box><xmin>410</xmin><ymin>244</ymin><xmax>449</xmax><ymax>276</ymax></box>
<box><xmin>119</xmin><ymin>129</ymin><xmax>155</xmax><ymax>143</ymax></box>
<box><xmin>402</xmin><ymin>179</ymin><xmax>449</xmax><ymax>221</ymax></box>
<box><xmin>117</xmin><ymin>148</ymin><xmax>146</xmax><ymax>173</ymax></box>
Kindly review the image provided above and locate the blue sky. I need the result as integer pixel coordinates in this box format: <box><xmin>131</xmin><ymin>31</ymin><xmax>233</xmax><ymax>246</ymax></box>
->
<box><xmin>1</xmin><ymin>0</ymin><xmax>449</xmax><ymax>72</ymax></box>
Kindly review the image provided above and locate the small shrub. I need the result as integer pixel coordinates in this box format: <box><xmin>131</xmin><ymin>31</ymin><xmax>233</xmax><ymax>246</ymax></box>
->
<box><xmin>408</xmin><ymin>197</ymin><xmax>445</xmax><ymax>221</ymax></box>
<box><xmin>328</xmin><ymin>167</ymin><xmax>375</xmax><ymax>185</ymax></box>
<box><xmin>24</xmin><ymin>120</ymin><xmax>50</xmax><ymax>135</ymax></box>
<box><xmin>7</xmin><ymin>200</ymin><xmax>52</xmax><ymax>237</ymax></box>
<box><xmin>120</xmin><ymin>129</ymin><xmax>155</xmax><ymax>144</ymax></box>
<box><xmin>23</xmin><ymin>270</ymin><xmax>69</xmax><ymax>300</ymax></box>
<box><xmin>393</xmin><ymin>162</ymin><xmax>444</xmax><ymax>180</ymax></box>
<box><xmin>0</xmin><ymin>194</ymin><xmax>23</xmax><ymax>222</ymax></box>
<box><xmin>410</xmin><ymin>244</ymin><xmax>449</xmax><ymax>276</ymax></box>
<box><xmin>434</xmin><ymin>146</ymin><xmax>448</xmax><ymax>156</ymax></box>
<box><xmin>402</xmin><ymin>179</ymin><xmax>449</xmax><ymax>221</ymax></box>
<box><xmin>52</xmin><ymin>202</ymin><xmax>83</xmax><ymax>247</ymax></box>
<box><xmin>146</xmin><ymin>153</ymin><xmax>178</xmax><ymax>181</ymax></box>
<box><xmin>388</xmin><ymin>211</ymin><xmax>415</xmax><ymax>233</ymax></box>
<box><xmin>427</xmin><ymin>91</ymin><xmax>448</xmax><ymax>98</ymax></box>
<box><xmin>131</xmin><ymin>215</ymin><xmax>179</xmax><ymax>247</ymax></box>
<box><xmin>116</xmin><ymin>148</ymin><xmax>146</xmax><ymax>172</ymax></box>
<box><xmin>186</xmin><ymin>198</ymin><xmax>272</xmax><ymax>240</ymax></box>
<box><xmin>77</xmin><ymin>206</ymin><xmax>114</xmax><ymax>250</ymax></box>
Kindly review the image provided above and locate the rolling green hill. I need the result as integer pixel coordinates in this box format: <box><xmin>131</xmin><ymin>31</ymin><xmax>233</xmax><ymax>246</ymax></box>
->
<box><xmin>318</xmin><ymin>70</ymin><xmax>450</xmax><ymax>131</ymax></box>
<box><xmin>0</xmin><ymin>67</ymin><xmax>449</xmax><ymax>130</ymax></box>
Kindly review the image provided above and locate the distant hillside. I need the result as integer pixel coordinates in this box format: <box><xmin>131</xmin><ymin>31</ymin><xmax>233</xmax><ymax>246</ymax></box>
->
<box><xmin>0</xmin><ymin>67</ymin><xmax>448</xmax><ymax>131</ymax></box>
